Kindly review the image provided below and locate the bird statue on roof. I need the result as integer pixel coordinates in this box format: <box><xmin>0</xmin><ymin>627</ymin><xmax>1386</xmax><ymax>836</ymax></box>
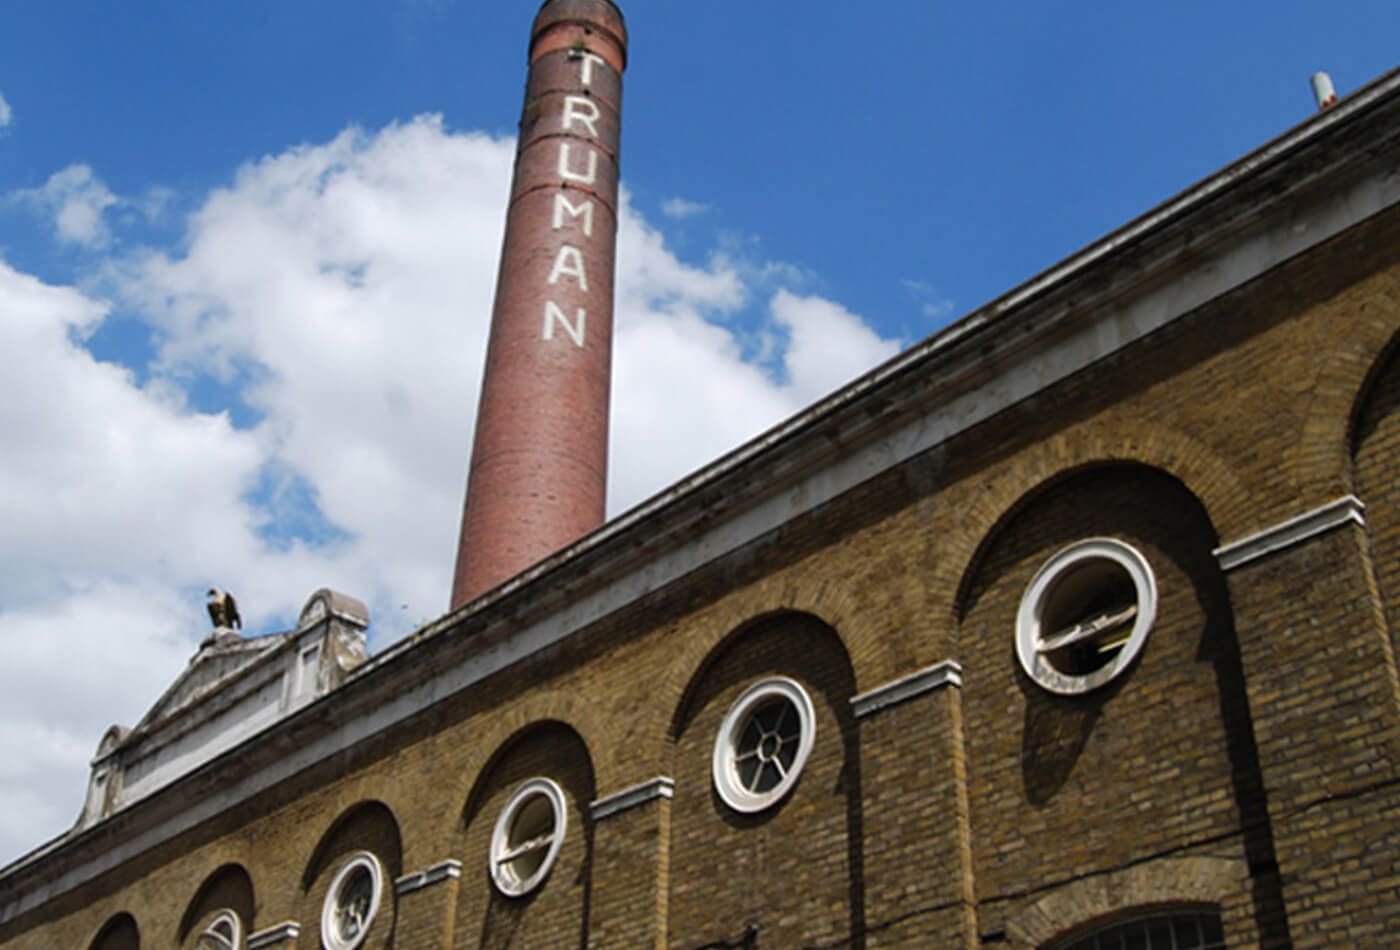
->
<box><xmin>206</xmin><ymin>588</ymin><xmax>242</xmax><ymax>631</ymax></box>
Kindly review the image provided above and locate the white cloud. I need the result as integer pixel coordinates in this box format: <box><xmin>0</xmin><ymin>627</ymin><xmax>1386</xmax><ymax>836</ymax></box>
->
<box><xmin>0</xmin><ymin>115</ymin><xmax>903</xmax><ymax>865</ymax></box>
<box><xmin>15</xmin><ymin>164</ymin><xmax>120</xmax><ymax>247</ymax></box>
<box><xmin>0</xmin><ymin>92</ymin><xmax>11</xmax><ymax>129</ymax></box>
<box><xmin>661</xmin><ymin>196</ymin><xmax>710</xmax><ymax>219</ymax></box>
<box><xmin>902</xmin><ymin>278</ymin><xmax>955</xmax><ymax>322</ymax></box>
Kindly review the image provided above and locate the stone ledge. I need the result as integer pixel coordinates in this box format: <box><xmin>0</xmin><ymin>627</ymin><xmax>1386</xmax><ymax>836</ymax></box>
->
<box><xmin>590</xmin><ymin>776</ymin><xmax>675</xmax><ymax>821</ymax></box>
<box><xmin>1214</xmin><ymin>495</ymin><xmax>1365</xmax><ymax>571</ymax></box>
<box><xmin>395</xmin><ymin>858</ymin><xmax>463</xmax><ymax>895</ymax></box>
<box><xmin>247</xmin><ymin>921</ymin><xmax>300</xmax><ymax>949</ymax></box>
<box><xmin>851</xmin><ymin>661</ymin><xmax>963</xmax><ymax>719</ymax></box>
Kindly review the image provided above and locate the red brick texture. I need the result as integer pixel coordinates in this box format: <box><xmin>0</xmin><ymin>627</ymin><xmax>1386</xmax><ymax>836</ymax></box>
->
<box><xmin>452</xmin><ymin>0</ymin><xmax>626</xmax><ymax>607</ymax></box>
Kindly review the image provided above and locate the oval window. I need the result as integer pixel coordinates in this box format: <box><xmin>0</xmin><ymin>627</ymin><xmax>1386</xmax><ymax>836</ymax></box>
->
<box><xmin>711</xmin><ymin>677</ymin><xmax>816</xmax><ymax>813</ymax></box>
<box><xmin>320</xmin><ymin>852</ymin><xmax>383</xmax><ymax>950</ymax></box>
<box><xmin>490</xmin><ymin>778</ymin><xmax>568</xmax><ymax>897</ymax></box>
<box><xmin>1016</xmin><ymin>538</ymin><xmax>1158</xmax><ymax>695</ymax></box>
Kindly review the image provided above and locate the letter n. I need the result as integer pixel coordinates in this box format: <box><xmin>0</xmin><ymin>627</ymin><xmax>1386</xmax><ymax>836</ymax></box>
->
<box><xmin>543</xmin><ymin>301</ymin><xmax>587</xmax><ymax>347</ymax></box>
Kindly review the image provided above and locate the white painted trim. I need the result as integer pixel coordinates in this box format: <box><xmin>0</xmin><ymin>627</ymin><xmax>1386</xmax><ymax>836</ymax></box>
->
<box><xmin>395</xmin><ymin>859</ymin><xmax>463</xmax><ymax>895</ymax></box>
<box><xmin>1016</xmin><ymin>540</ymin><xmax>1157</xmax><ymax>696</ymax></box>
<box><xmin>247</xmin><ymin>921</ymin><xmax>301</xmax><ymax>949</ymax></box>
<box><xmin>590</xmin><ymin>776</ymin><xmax>675</xmax><ymax>820</ymax></box>
<box><xmin>321</xmin><ymin>851</ymin><xmax>383</xmax><ymax>950</ymax></box>
<box><xmin>851</xmin><ymin>661</ymin><xmax>963</xmax><ymax>718</ymax></box>
<box><xmin>712</xmin><ymin>678</ymin><xmax>816</xmax><ymax>814</ymax></box>
<box><xmin>490</xmin><ymin>778</ymin><xmax>567</xmax><ymax>897</ymax></box>
<box><xmin>1214</xmin><ymin>496</ymin><xmax>1365</xmax><ymax>571</ymax></box>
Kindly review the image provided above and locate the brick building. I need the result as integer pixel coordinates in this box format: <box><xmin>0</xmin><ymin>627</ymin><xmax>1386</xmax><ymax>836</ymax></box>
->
<box><xmin>4</xmin><ymin>1</ymin><xmax>1400</xmax><ymax>947</ymax></box>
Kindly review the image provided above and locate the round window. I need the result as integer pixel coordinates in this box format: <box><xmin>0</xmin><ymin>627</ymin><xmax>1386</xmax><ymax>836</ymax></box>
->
<box><xmin>320</xmin><ymin>852</ymin><xmax>383</xmax><ymax>950</ymax></box>
<box><xmin>490</xmin><ymin>778</ymin><xmax>568</xmax><ymax>897</ymax></box>
<box><xmin>195</xmin><ymin>909</ymin><xmax>241</xmax><ymax>950</ymax></box>
<box><xmin>1016</xmin><ymin>538</ymin><xmax>1158</xmax><ymax>695</ymax></box>
<box><xmin>712</xmin><ymin>677</ymin><xmax>816</xmax><ymax>813</ymax></box>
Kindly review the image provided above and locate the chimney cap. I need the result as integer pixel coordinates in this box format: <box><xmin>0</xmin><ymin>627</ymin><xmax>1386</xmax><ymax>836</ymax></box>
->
<box><xmin>533</xmin><ymin>0</ymin><xmax>627</xmax><ymax>48</ymax></box>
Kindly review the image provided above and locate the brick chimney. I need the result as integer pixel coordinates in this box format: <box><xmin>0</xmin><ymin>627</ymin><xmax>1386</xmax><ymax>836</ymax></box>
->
<box><xmin>451</xmin><ymin>0</ymin><xmax>628</xmax><ymax>609</ymax></box>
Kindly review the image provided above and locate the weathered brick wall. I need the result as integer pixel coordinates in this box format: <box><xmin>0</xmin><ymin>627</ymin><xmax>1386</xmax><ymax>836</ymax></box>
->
<box><xmin>454</xmin><ymin>722</ymin><xmax>593</xmax><ymax>949</ymax></box>
<box><xmin>177</xmin><ymin>864</ymin><xmax>254</xmax><ymax>948</ymax></box>
<box><xmin>1355</xmin><ymin>336</ymin><xmax>1400</xmax><ymax>646</ymax></box>
<box><xmin>854</xmin><ymin>685</ymin><xmax>978</xmax><ymax>947</ymax></box>
<box><xmin>667</xmin><ymin>614</ymin><xmax>859</xmax><ymax>948</ymax></box>
<box><xmin>89</xmin><ymin>914</ymin><xmax>139</xmax><ymax>950</ymax></box>
<box><xmin>5</xmin><ymin>193</ymin><xmax>1400</xmax><ymax>950</ymax></box>
<box><xmin>1224</xmin><ymin>522</ymin><xmax>1400</xmax><ymax>948</ymax></box>
<box><xmin>957</xmin><ymin>467</ymin><xmax>1279</xmax><ymax>946</ymax></box>
<box><xmin>298</xmin><ymin>801</ymin><xmax>403</xmax><ymax>950</ymax></box>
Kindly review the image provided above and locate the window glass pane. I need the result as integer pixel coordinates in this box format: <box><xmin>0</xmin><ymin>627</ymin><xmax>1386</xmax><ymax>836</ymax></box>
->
<box><xmin>1059</xmin><ymin>911</ymin><xmax>1224</xmax><ymax>950</ymax></box>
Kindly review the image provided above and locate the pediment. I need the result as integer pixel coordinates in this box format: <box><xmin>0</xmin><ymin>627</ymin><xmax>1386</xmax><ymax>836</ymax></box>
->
<box><xmin>133</xmin><ymin>631</ymin><xmax>292</xmax><ymax>734</ymax></box>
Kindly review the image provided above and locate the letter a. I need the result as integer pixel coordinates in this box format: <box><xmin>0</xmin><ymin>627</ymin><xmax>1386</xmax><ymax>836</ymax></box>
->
<box><xmin>543</xmin><ymin>300</ymin><xmax>586</xmax><ymax>347</ymax></box>
<box><xmin>547</xmin><ymin>245</ymin><xmax>589</xmax><ymax>291</ymax></box>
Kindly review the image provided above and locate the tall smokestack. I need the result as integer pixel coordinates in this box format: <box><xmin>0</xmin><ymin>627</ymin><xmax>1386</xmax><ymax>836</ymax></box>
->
<box><xmin>451</xmin><ymin>0</ymin><xmax>627</xmax><ymax>609</ymax></box>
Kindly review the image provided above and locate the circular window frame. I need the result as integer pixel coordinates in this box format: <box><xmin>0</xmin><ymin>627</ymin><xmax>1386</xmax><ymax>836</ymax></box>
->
<box><xmin>489</xmin><ymin>777</ymin><xmax>568</xmax><ymax>898</ymax></box>
<box><xmin>320</xmin><ymin>851</ymin><xmax>384</xmax><ymax>950</ymax></box>
<box><xmin>196</xmin><ymin>909</ymin><xmax>241</xmax><ymax>950</ymax></box>
<box><xmin>1016</xmin><ymin>538</ymin><xmax>1158</xmax><ymax>696</ymax></box>
<box><xmin>712</xmin><ymin>676</ymin><xmax>817</xmax><ymax>814</ymax></box>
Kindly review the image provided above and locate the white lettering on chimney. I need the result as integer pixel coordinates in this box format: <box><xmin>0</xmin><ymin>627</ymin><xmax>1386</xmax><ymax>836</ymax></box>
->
<box><xmin>552</xmin><ymin>193</ymin><xmax>595</xmax><ymax>238</ymax></box>
<box><xmin>548</xmin><ymin>245</ymin><xmax>589</xmax><ymax>291</ymax></box>
<box><xmin>543</xmin><ymin>300</ymin><xmax>587</xmax><ymax>347</ymax></box>
<box><xmin>562</xmin><ymin>96</ymin><xmax>601</xmax><ymax>138</ymax></box>
<box><xmin>558</xmin><ymin>143</ymin><xmax>598</xmax><ymax>185</ymax></box>
<box><xmin>574</xmin><ymin>51</ymin><xmax>606</xmax><ymax>87</ymax></box>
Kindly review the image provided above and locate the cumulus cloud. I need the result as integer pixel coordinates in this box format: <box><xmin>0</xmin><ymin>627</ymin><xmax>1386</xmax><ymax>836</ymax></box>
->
<box><xmin>0</xmin><ymin>115</ymin><xmax>902</xmax><ymax>865</ymax></box>
<box><xmin>660</xmin><ymin>196</ymin><xmax>711</xmax><ymax>219</ymax></box>
<box><xmin>15</xmin><ymin>164</ymin><xmax>121</xmax><ymax>247</ymax></box>
<box><xmin>0</xmin><ymin>92</ymin><xmax>11</xmax><ymax>129</ymax></box>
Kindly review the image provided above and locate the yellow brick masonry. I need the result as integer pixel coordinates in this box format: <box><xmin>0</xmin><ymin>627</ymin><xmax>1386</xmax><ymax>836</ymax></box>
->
<box><xmin>6</xmin><ymin>181</ymin><xmax>1400</xmax><ymax>950</ymax></box>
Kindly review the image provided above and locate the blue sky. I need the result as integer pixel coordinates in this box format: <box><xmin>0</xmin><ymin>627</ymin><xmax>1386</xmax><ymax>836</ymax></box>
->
<box><xmin>0</xmin><ymin>0</ymin><xmax>1395</xmax><ymax>864</ymax></box>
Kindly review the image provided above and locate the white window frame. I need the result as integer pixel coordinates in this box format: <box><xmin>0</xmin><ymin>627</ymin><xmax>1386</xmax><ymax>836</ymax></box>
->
<box><xmin>197</xmin><ymin>909</ymin><xmax>242</xmax><ymax>949</ymax></box>
<box><xmin>711</xmin><ymin>676</ymin><xmax>817</xmax><ymax>814</ymax></box>
<box><xmin>320</xmin><ymin>851</ymin><xmax>383</xmax><ymax>950</ymax></box>
<box><xmin>489</xmin><ymin>778</ymin><xmax>568</xmax><ymax>897</ymax></box>
<box><xmin>1016</xmin><ymin>537</ymin><xmax>1158</xmax><ymax>695</ymax></box>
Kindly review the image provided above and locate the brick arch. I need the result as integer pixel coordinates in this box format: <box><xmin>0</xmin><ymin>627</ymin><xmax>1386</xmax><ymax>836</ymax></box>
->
<box><xmin>936</xmin><ymin>416</ymin><xmax>1242</xmax><ymax>629</ymax></box>
<box><xmin>663</xmin><ymin>608</ymin><xmax>855</xmax><ymax>744</ymax></box>
<box><xmin>1294</xmin><ymin>291</ymin><xmax>1400</xmax><ymax>496</ymax></box>
<box><xmin>89</xmin><ymin>912</ymin><xmax>140</xmax><ymax>950</ymax></box>
<box><xmin>301</xmin><ymin>800</ymin><xmax>404</xmax><ymax>893</ymax></box>
<box><xmin>457</xmin><ymin>719</ymin><xmax>596</xmax><ymax>831</ymax></box>
<box><xmin>298</xmin><ymin>800</ymin><xmax>404</xmax><ymax>950</ymax></box>
<box><xmin>661</xmin><ymin>609</ymin><xmax>864</xmax><ymax>946</ymax></box>
<box><xmin>1349</xmin><ymin>326</ymin><xmax>1400</xmax><ymax>648</ymax></box>
<box><xmin>440</xmin><ymin>696</ymin><xmax>606</xmax><ymax>832</ymax></box>
<box><xmin>1348</xmin><ymin>324</ymin><xmax>1400</xmax><ymax>458</ymax></box>
<box><xmin>176</xmin><ymin>862</ymin><xmax>254</xmax><ymax>947</ymax></box>
<box><xmin>454</xmin><ymin>719</ymin><xmax>596</xmax><ymax>948</ymax></box>
<box><xmin>1004</xmin><ymin>856</ymin><xmax>1244</xmax><ymax>948</ymax></box>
